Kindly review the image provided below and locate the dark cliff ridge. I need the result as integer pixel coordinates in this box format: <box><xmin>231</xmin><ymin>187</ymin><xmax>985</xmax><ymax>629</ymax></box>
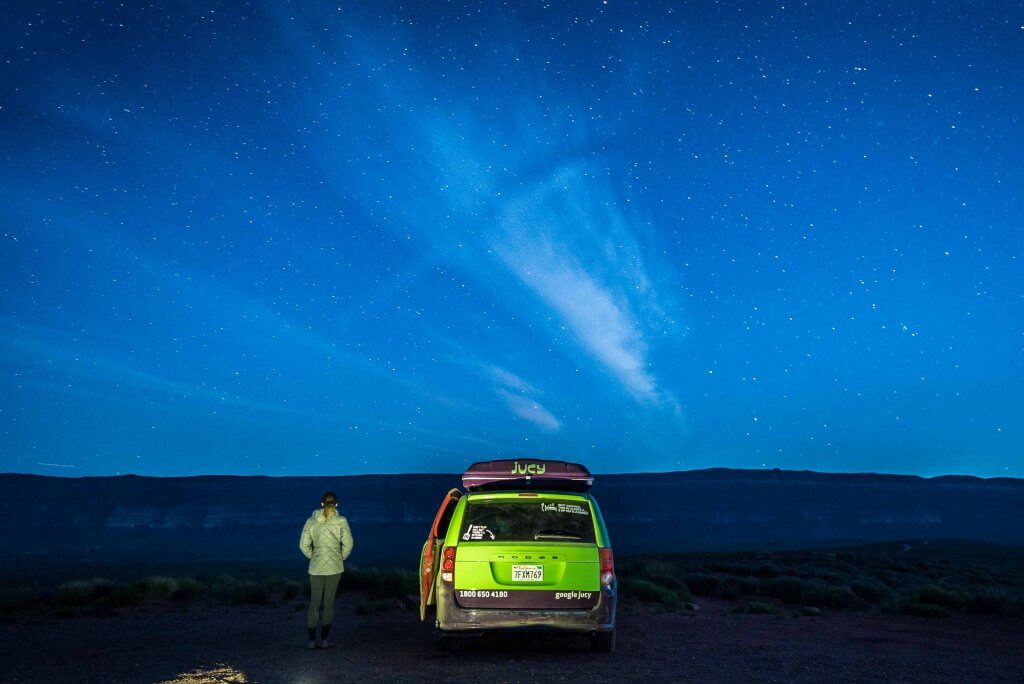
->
<box><xmin>1</xmin><ymin>469</ymin><xmax>1021</xmax><ymax>567</ymax></box>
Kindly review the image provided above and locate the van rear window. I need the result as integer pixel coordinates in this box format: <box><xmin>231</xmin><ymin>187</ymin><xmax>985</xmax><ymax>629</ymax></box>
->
<box><xmin>459</xmin><ymin>499</ymin><xmax>596</xmax><ymax>543</ymax></box>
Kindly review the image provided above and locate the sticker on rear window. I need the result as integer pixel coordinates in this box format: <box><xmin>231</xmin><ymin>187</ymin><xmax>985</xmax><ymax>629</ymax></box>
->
<box><xmin>462</xmin><ymin>524</ymin><xmax>495</xmax><ymax>541</ymax></box>
<box><xmin>540</xmin><ymin>502</ymin><xmax>589</xmax><ymax>515</ymax></box>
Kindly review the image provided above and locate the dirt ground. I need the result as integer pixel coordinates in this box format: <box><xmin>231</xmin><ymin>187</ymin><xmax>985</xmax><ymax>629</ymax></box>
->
<box><xmin>2</xmin><ymin>595</ymin><xmax>1022</xmax><ymax>683</ymax></box>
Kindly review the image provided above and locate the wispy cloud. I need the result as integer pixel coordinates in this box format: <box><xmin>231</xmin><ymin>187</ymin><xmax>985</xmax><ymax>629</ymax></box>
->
<box><xmin>483</xmin><ymin>364</ymin><xmax>561</xmax><ymax>431</ymax></box>
<box><xmin>486</xmin><ymin>365</ymin><xmax>538</xmax><ymax>395</ymax></box>
<box><xmin>496</xmin><ymin>388</ymin><xmax>561</xmax><ymax>432</ymax></box>
<box><xmin>264</xmin><ymin>15</ymin><xmax>684</xmax><ymax>414</ymax></box>
<box><xmin>496</xmin><ymin>163</ymin><xmax>674</xmax><ymax>406</ymax></box>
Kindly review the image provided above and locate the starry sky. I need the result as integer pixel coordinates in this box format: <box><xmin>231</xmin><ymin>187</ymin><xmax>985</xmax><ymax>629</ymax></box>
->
<box><xmin>1</xmin><ymin>1</ymin><xmax>1022</xmax><ymax>477</ymax></box>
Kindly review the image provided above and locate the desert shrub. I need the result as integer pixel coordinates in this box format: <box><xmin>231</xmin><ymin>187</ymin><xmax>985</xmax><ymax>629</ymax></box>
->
<box><xmin>683</xmin><ymin>573</ymin><xmax>721</xmax><ymax>596</ymax></box>
<box><xmin>94</xmin><ymin>584</ymin><xmax>144</xmax><ymax>610</ymax></box>
<box><xmin>901</xmin><ymin>602</ymin><xmax>950</xmax><ymax>618</ymax></box>
<box><xmin>622</xmin><ymin>579</ymin><xmax>684</xmax><ymax>608</ymax></box>
<box><xmin>633</xmin><ymin>558</ymin><xmax>678</xmax><ymax>579</ymax></box>
<box><xmin>228</xmin><ymin>581</ymin><xmax>270</xmax><ymax>605</ymax></box>
<box><xmin>715</xmin><ymin>577</ymin><xmax>754</xmax><ymax>600</ymax></box>
<box><xmin>170</xmin><ymin>577</ymin><xmax>203</xmax><ymax>601</ymax></box>
<box><xmin>638</xmin><ymin>573</ymin><xmax>692</xmax><ymax>601</ymax></box>
<box><xmin>965</xmin><ymin>569</ymin><xmax>995</xmax><ymax>584</ymax></box>
<box><xmin>681</xmin><ymin>573</ymin><xmax>756</xmax><ymax>599</ymax></box>
<box><xmin>762</xmin><ymin>576</ymin><xmax>806</xmax><ymax>604</ymax></box>
<box><xmin>0</xmin><ymin>587</ymin><xmax>42</xmax><ymax>615</ymax></box>
<box><xmin>207</xmin><ymin>574</ymin><xmax>272</xmax><ymax>604</ymax></box>
<box><xmin>281</xmin><ymin>580</ymin><xmax>303</xmax><ymax>600</ymax></box>
<box><xmin>913</xmin><ymin>584</ymin><xmax>966</xmax><ymax>609</ymax></box>
<box><xmin>851</xmin><ymin>580</ymin><xmax>891</xmax><ymax>603</ymax></box>
<box><xmin>715</xmin><ymin>579</ymin><xmax>743</xmax><ymax>600</ymax></box>
<box><xmin>263</xmin><ymin>576</ymin><xmax>287</xmax><ymax>591</ymax></box>
<box><xmin>707</xmin><ymin>562</ymin><xmax>758</xmax><ymax>577</ymax></box>
<box><xmin>134</xmin><ymin>576</ymin><xmax>178</xmax><ymax>600</ymax></box>
<box><xmin>207</xmin><ymin>574</ymin><xmax>240</xmax><ymax>599</ymax></box>
<box><xmin>344</xmin><ymin>568</ymin><xmax>418</xmax><ymax>599</ymax></box>
<box><xmin>55</xmin><ymin>579</ymin><xmax>114</xmax><ymax>608</ymax></box>
<box><xmin>733</xmin><ymin>600</ymin><xmax>781</xmax><ymax>615</ymax></box>
<box><xmin>799</xmin><ymin>583</ymin><xmax>865</xmax><ymax>611</ymax></box>
<box><xmin>966</xmin><ymin>587</ymin><xmax>1024</xmax><ymax>617</ymax></box>
<box><xmin>805</xmin><ymin>569</ymin><xmax>847</xmax><ymax>585</ymax></box>
<box><xmin>754</xmin><ymin>563</ymin><xmax>782</xmax><ymax>578</ymax></box>
<box><xmin>737</xmin><ymin>577</ymin><xmax>760</xmax><ymax>595</ymax></box>
<box><xmin>970</xmin><ymin>587</ymin><xmax>1009</xmax><ymax>615</ymax></box>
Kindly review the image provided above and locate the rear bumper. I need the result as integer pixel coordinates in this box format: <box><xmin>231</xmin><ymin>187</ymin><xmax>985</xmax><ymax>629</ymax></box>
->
<box><xmin>435</xmin><ymin>582</ymin><xmax>616</xmax><ymax>633</ymax></box>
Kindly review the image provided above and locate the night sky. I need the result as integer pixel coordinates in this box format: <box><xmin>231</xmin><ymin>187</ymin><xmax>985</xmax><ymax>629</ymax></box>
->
<box><xmin>1</xmin><ymin>2</ymin><xmax>1021</xmax><ymax>477</ymax></box>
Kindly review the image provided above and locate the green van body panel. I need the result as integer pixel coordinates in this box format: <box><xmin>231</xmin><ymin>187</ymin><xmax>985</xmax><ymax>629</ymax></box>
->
<box><xmin>445</xmin><ymin>492</ymin><xmax>608</xmax><ymax>593</ymax></box>
<box><xmin>432</xmin><ymin>490</ymin><xmax>616</xmax><ymax>635</ymax></box>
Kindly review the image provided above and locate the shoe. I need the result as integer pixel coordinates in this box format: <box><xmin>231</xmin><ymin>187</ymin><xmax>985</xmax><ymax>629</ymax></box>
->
<box><xmin>318</xmin><ymin>639</ymin><xmax>333</xmax><ymax>649</ymax></box>
<box><xmin>307</xmin><ymin>640</ymin><xmax>317</xmax><ymax>650</ymax></box>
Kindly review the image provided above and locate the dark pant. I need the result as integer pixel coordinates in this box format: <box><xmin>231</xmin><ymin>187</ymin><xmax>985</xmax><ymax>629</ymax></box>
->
<box><xmin>307</xmin><ymin>573</ymin><xmax>341</xmax><ymax>630</ymax></box>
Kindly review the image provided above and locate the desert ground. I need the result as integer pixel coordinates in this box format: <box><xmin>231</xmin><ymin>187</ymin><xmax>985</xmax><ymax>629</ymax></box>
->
<box><xmin>2</xmin><ymin>593</ymin><xmax>1022</xmax><ymax>683</ymax></box>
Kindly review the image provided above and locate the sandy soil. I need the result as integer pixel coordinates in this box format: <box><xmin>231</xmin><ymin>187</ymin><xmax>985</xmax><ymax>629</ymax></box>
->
<box><xmin>2</xmin><ymin>596</ymin><xmax>1022</xmax><ymax>683</ymax></box>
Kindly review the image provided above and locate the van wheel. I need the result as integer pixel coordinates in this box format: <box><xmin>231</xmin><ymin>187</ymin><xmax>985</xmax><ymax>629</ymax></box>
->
<box><xmin>591</xmin><ymin>629</ymin><xmax>616</xmax><ymax>653</ymax></box>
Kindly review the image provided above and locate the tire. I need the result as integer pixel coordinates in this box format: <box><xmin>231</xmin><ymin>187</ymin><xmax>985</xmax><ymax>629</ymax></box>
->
<box><xmin>591</xmin><ymin>629</ymin><xmax>616</xmax><ymax>653</ymax></box>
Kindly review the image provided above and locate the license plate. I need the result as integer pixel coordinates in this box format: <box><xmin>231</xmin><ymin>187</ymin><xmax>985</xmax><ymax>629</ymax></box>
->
<box><xmin>512</xmin><ymin>564</ymin><xmax>544</xmax><ymax>582</ymax></box>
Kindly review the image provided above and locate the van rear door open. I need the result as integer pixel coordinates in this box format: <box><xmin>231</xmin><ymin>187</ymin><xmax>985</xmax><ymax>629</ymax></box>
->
<box><xmin>419</xmin><ymin>488</ymin><xmax>461</xmax><ymax>620</ymax></box>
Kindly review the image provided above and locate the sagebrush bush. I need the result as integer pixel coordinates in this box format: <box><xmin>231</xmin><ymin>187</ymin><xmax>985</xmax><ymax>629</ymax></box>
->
<box><xmin>622</xmin><ymin>578</ymin><xmax>684</xmax><ymax>607</ymax></box>
<box><xmin>635</xmin><ymin>567</ymin><xmax>692</xmax><ymax>601</ymax></box>
<box><xmin>754</xmin><ymin>563</ymin><xmax>782</xmax><ymax>579</ymax></box>
<box><xmin>55</xmin><ymin>579</ymin><xmax>114</xmax><ymax>607</ymax></box>
<box><xmin>914</xmin><ymin>584</ymin><xmax>966</xmax><ymax>609</ymax></box>
<box><xmin>281</xmin><ymin>580</ymin><xmax>303</xmax><ymax>600</ymax></box>
<box><xmin>682</xmin><ymin>573</ymin><xmax>721</xmax><ymax>596</ymax></box>
<box><xmin>95</xmin><ymin>584</ymin><xmax>144</xmax><ymax>610</ymax></box>
<box><xmin>762</xmin><ymin>576</ymin><xmax>806</xmax><ymax>604</ymax></box>
<box><xmin>134</xmin><ymin>576</ymin><xmax>178</xmax><ymax>600</ymax></box>
<box><xmin>851</xmin><ymin>580</ymin><xmax>890</xmax><ymax>603</ymax></box>
<box><xmin>343</xmin><ymin>568</ymin><xmax>418</xmax><ymax>599</ymax></box>
<box><xmin>635</xmin><ymin>558</ymin><xmax>678</xmax><ymax>579</ymax></box>
<box><xmin>715</xmin><ymin>579</ymin><xmax>745</xmax><ymax>600</ymax></box>
<box><xmin>707</xmin><ymin>562</ymin><xmax>757</xmax><ymax>577</ymax></box>
<box><xmin>172</xmin><ymin>577</ymin><xmax>203</xmax><ymax>601</ymax></box>
<box><xmin>799</xmin><ymin>583</ymin><xmax>865</xmax><ymax>610</ymax></box>
<box><xmin>228</xmin><ymin>581</ymin><xmax>270</xmax><ymax>605</ymax></box>
<box><xmin>207</xmin><ymin>574</ymin><xmax>240</xmax><ymax>598</ymax></box>
<box><xmin>0</xmin><ymin>587</ymin><xmax>42</xmax><ymax>615</ymax></box>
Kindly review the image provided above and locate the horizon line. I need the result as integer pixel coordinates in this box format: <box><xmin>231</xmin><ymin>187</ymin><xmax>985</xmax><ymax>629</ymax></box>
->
<box><xmin>1</xmin><ymin>466</ymin><xmax>1021</xmax><ymax>482</ymax></box>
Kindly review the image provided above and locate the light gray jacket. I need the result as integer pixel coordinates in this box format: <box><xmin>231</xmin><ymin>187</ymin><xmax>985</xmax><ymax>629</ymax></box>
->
<box><xmin>299</xmin><ymin>509</ymin><xmax>354</xmax><ymax>576</ymax></box>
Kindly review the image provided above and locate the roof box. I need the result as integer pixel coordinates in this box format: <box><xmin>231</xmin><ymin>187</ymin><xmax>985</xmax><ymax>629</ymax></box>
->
<box><xmin>462</xmin><ymin>460</ymin><xmax>594</xmax><ymax>492</ymax></box>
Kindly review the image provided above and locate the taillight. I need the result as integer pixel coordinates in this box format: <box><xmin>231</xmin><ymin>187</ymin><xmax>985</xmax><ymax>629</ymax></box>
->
<box><xmin>599</xmin><ymin>547</ymin><xmax>614</xmax><ymax>587</ymax></box>
<box><xmin>441</xmin><ymin>546</ymin><xmax>456</xmax><ymax>583</ymax></box>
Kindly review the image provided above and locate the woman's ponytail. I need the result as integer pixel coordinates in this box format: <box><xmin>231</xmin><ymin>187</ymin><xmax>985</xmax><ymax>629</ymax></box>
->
<box><xmin>321</xmin><ymin>491</ymin><xmax>338</xmax><ymax>521</ymax></box>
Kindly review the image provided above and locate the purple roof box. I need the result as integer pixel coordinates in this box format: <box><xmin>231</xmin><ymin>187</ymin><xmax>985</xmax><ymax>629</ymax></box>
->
<box><xmin>462</xmin><ymin>460</ymin><xmax>594</xmax><ymax>492</ymax></box>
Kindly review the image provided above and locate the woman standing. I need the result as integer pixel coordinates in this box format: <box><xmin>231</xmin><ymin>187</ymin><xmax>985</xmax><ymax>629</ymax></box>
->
<box><xmin>299</xmin><ymin>491</ymin><xmax>354</xmax><ymax>649</ymax></box>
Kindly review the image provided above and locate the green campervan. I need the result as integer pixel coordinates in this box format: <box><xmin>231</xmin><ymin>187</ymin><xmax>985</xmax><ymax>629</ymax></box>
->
<box><xmin>419</xmin><ymin>460</ymin><xmax>617</xmax><ymax>652</ymax></box>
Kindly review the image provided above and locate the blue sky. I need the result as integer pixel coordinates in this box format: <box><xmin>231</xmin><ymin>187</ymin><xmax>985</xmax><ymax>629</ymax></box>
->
<box><xmin>1</xmin><ymin>1</ymin><xmax>1021</xmax><ymax>476</ymax></box>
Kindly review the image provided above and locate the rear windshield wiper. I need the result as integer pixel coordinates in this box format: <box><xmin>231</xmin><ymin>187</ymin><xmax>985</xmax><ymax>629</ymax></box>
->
<box><xmin>534</xmin><ymin>530</ymin><xmax>583</xmax><ymax>540</ymax></box>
